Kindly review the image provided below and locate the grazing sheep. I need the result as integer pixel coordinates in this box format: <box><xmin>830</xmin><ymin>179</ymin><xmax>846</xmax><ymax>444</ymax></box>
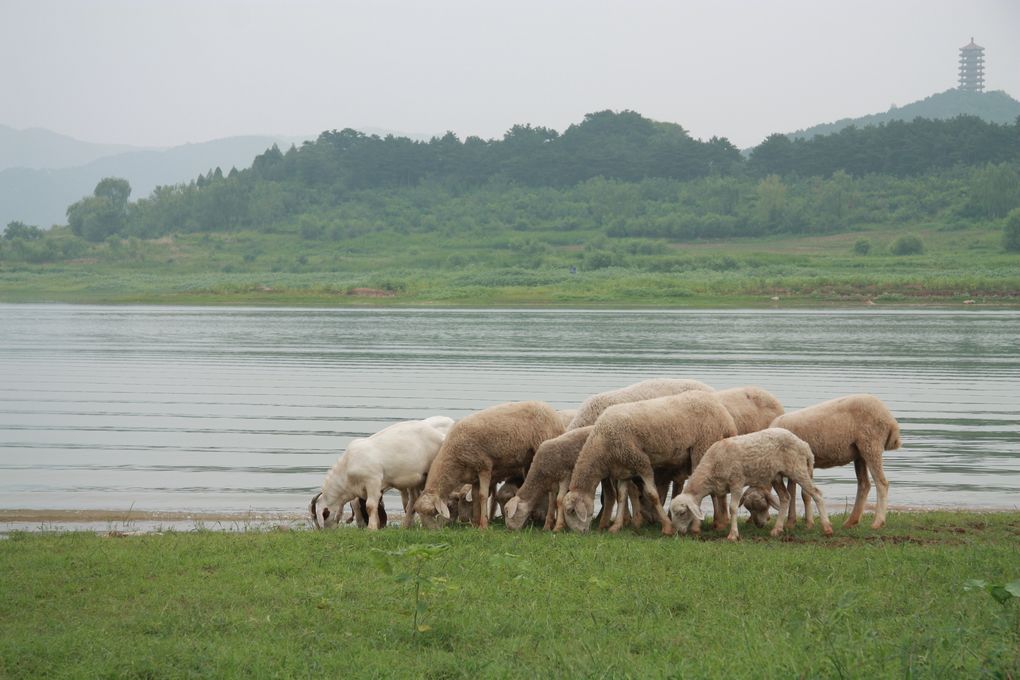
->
<box><xmin>414</xmin><ymin>401</ymin><xmax>564</xmax><ymax>529</ymax></box>
<box><xmin>771</xmin><ymin>394</ymin><xmax>901</xmax><ymax>529</ymax></box>
<box><xmin>566</xmin><ymin>378</ymin><xmax>713</xmax><ymax>430</ymax></box>
<box><xmin>714</xmin><ymin>386</ymin><xmax>785</xmax><ymax>435</ymax></box>
<box><xmin>504</xmin><ymin>426</ymin><xmax>593</xmax><ymax>531</ymax></box>
<box><xmin>562</xmin><ymin>391</ymin><xmax>737</xmax><ymax>535</ymax></box>
<box><xmin>669</xmin><ymin>428</ymin><xmax>833</xmax><ymax>541</ymax></box>
<box><xmin>557</xmin><ymin>409</ymin><xmax>578</xmax><ymax>429</ymax></box>
<box><xmin>309</xmin><ymin>416</ymin><xmax>454</xmax><ymax>530</ymax></box>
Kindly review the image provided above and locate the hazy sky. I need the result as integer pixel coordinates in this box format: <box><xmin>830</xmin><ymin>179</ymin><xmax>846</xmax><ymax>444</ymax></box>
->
<box><xmin>2</xmin><ymin>0</ymin><xmax>1018</xmax><ymax>149</ymax></box>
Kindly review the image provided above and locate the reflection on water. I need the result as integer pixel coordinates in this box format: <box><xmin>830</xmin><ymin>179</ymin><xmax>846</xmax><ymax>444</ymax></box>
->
<box><xmin>0</xmin><ymin>304</ymin><xmax>1017</xmax><ymax>518</ymax></box>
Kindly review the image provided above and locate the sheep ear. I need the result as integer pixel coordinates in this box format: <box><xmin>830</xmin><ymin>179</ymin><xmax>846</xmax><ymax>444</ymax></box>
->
<box><xmin>767</xmin><ymin>493</ymin><xmax>781</xmax><ymax>510</ymax></box>
<box><xmin>576</xmin><ymin>501</ymin><xmax>591</xmax><ymax>524</ymax></box>
<box><xmin>504</xmin><ymin>496</ymin><xmax>520</xmax><ymax>520</ymax></box>
<box><xmin>739</xmin><ymin>488</ymin><xmax>751</xmax><ymax>504</ymax></box>
<box><xmin>436</xmin><ymin>500</ymin><xmax>451</xmax><ymax>520</ymax></box>
<box><xmin>691</xmin><ymin>502</ymin><xmax>705</xmax><ymax>522</ymax></box>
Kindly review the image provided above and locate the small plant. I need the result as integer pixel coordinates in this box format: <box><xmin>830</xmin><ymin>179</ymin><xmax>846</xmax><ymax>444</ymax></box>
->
<box><xmin>1004</xmin><ymin>208</ymin><xmax>1020</xmax><ymax>252</ymax></box>
<box><xmin>964</xmin><ymin>579</ymin><xmax>1020</xmax><ymax>605</ymax></box>
<box><xmin>371</xmin><ymin>543</ymin><xmax>452</xmax><ymax>634</ymax></box>
<box><xmin>890</xmin><ymin>234</ymin><xmax>924</xmax><ymax>256</ymax></box>
<box><xmin>853</xmin><ymin>238</ymin><xmax>871</xmax><ymax>255</ymax></box>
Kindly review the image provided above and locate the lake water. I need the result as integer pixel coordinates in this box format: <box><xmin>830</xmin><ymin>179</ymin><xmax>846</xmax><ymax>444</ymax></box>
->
<box><xmin>0</xmin><ymin>304</ymin><xmax>1017</xmax><ymax>528</ymax></box>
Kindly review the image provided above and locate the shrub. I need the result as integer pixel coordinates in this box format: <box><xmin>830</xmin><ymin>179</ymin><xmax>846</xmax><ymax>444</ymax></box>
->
<box><xmin>853</xmin><ymin>239</ymin><xmax>871</xmax><ymax>255</ymax></box>
<box><xmin>890</xmin><ymin>234</ymin><xmax>924</xmax><ymax>256</ymax></box>
<box><xmin>1003</xmin><ymin>208</ymin><xmax>1020</xmax><ymax>252</ymax></box>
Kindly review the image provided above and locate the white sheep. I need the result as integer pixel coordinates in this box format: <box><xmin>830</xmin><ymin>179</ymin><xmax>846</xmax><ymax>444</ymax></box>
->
<box><xmin>309</xmin><ymin>415</ymin><xmax>454</xmax><ymax>530</ymax></box>
<box><xmin>669</xmin><ymin>427</ymin><xmax>833</xmax><ymax>541</ymax></box>
<box><xmin>771</xmin><ymin>394</ymin><xmax>901</xmax><ymax>529</ymax></box>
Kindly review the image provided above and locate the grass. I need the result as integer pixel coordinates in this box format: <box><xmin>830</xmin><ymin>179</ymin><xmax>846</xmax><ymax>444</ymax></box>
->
<box><xmin>1</xmin><ymin>511</ymin><xmax>1019</xmax><ymax>678</ymax></box>
<box><xmin>1</xmin><ymin>222</ymin><xmax>1018</xmax><ymax>306</ymax></box>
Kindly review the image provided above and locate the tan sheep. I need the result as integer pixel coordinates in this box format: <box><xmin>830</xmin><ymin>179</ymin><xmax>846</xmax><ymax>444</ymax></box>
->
<box><xmin>771</xmin><ymin>394</ymin><xmax>901</xmax><ymax>529</ymax></box>
<box><xmin>669</xmin><ymin>427</ymin><xmax>833</xmax><ymax>541</ymax></box>
<box><xmin>566</xmin><ymin>378</ymin><xmax>713</xmax><ymax>430</ymax></box>
<box><xmin>714</xmin><ymin>386</ymin><xmax>784</xmax><ymax>435</ymax></box>
<box><xmin>504</xmin><ymin>426</ymin><xmax>593</xmax><ymax>531</ymax></box>
<box><xmin>556</xmin><ymin>409</ymin><xmax>578</xmax><ymax>429</ymax></box>
<box><xmin>413</xmin><ymin>400</ymin><xmax>564</xmax><ymax>529</ymax></box>
<box><xmin>562</xmin><ymin>391</ymin><xmax>737</xmax><ymax>535</ymax></box>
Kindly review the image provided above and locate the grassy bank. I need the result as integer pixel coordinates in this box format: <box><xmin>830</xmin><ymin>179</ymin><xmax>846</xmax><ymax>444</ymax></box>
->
<box><xmin>2</xmin><ymin>511</ymin><xmax>1019</xmax><ymax>678</ymax></box>
<box><xmin>2</xmin><ymin>221</ymin><xmax>1018</xmax><ymax>307</ymax></box>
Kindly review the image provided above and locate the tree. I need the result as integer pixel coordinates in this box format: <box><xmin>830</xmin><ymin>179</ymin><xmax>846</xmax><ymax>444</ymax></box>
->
<box><xmin>970</xmin><ymin>163</ymin><xmax>1020</xmax><ymax>218</ymax></box>
<box><xmin>3</xmin><ymin>221</ymin><xmax>43</xmax><ymax>240</ymax></box>
<box><xmin>67</xmin><ymin>177</ymin><xmax>132</xmax><ymax>242</ymax></box>
<box><xmin>890</xmin><ymin>234</ymin><xmax>924</xmax><ymax>255</ymax></box>
<box><xmin>1003</xmin><ymin>208</ymin><xmax>1020</xmax><ymax>252</ymax></box>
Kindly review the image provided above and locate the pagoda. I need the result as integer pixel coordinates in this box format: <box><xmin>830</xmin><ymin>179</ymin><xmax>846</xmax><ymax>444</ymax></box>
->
<box><xmin>958</xmin><ymin>38</ymin><xmax>985</xmax><ymax>92</ymax></box>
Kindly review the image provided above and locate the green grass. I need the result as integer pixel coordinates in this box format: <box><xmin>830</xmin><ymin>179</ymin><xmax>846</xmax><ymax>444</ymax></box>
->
<box><xmin>2</xmin><ymin>512</ymin><xmax>1019</xmax><ymax>678</ymax></box>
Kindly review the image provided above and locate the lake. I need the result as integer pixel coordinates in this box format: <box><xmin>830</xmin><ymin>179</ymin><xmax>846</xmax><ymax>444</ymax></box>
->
<box><xmin>0</xmin><ymin>304</ymin><xmax>1017</xmax><ymax>529</ymax></box>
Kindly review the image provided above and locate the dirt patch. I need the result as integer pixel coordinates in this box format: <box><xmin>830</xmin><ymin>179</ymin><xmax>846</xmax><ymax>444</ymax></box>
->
<box><xmin>347</xmin><ymin>287</ymin><xmax>396</xmax><ymax>297</ymax></box>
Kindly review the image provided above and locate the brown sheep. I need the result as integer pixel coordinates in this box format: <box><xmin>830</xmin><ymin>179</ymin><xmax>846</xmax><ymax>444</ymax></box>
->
<box><xmin>413</xmin><ymin>401</ymin><xmax>564</xmax><ymax>529</ymax></box>
<box><xmin>562</xmin><ymin>391</ymin><xmax>737</xmax><ymax>535</ymax></box>
<box><xmin>771</xmin><ymin>394</ymin><xmax>901</xmax><ymax>529</ymax></box>
<box><xmin>566</xmin><ymin>378</ymin><xmax>713</xmax><ymax>430</ymax></box>
<box><xmin>504</xmin><ymin>426</ymin><xmax>593</xmax><ymax>531</ymax></box>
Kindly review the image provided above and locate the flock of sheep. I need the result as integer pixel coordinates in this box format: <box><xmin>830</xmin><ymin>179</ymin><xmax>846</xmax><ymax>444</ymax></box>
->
<box><xmin>309</xmin><ymin>379</ymin><xmax>902</xmax><ymax>540</ymax></box>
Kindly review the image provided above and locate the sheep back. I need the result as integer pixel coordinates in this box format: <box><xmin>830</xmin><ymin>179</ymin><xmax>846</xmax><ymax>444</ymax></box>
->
<box><xmin>690</xmin><ymin>427</ymin><xmax>814</xmax><ymax>494</ymax></box>
<box><xmin>771</xmin><ymin>394</ymin><xmax>900</xmax><ymax>468</ymax></box>
<box><xmin>567</xmin><ymin>378</ymin><xmax>713</xmax><ymax>429</ymax></box>
<box><xmin>517</xmin><ymin>426</ymin><xmax>593</xmax><ymax>505</ymax></box>
<box><xmin>714</xmin><ymin>386</ymin><xmax>785</xmax><ymax>434</ymax></box>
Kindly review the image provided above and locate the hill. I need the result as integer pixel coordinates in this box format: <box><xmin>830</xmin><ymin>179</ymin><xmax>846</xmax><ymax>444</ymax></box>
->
<box><xmin>788</xmin><ymin>89</ymin><xmax>1020</xmax><ymax>140</ymax></box>
<box><xmin>0</xmin><ymin>124</ymin><xmax>142</xmax><ymax>172</ymax></box>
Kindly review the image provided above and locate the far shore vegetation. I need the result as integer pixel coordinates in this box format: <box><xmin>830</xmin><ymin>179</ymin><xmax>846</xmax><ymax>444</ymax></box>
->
<box><xmin>2</xmin><ymin>110</ymin><xmax>1019</xmax><ymax>306</ymax></box>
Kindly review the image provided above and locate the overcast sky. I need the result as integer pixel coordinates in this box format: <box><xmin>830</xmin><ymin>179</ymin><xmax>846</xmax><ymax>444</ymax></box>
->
<box><xmin>2</xmin><ymin>0</ymin><xmax>1018</xmax><ymax>149</ymax></box>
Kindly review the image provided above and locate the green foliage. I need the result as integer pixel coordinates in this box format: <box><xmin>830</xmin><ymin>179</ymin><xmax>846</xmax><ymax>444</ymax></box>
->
<box><xmin>3</xmin><ymin>221</ymin><xmax>42</xmax><ymax>241</ymax></box>
<box><xmin>370</xmin><ymin>543</ymin><xmax>452</xmax><ymax>633</ymax></box>
<box><xmin>890</xmin><ymin>234</ymin><xmax>924</xmax><ymax>255</ymax></box>
<box><xmin>969</xmin><ymin>163</ymin><xmax>1020</xmax><ymax>218</ymax></box>
<box><xmin>67</xmin><ymin>177</ymin><xmax>132</xmax><ymax>242</ymax></box>
<box><xmin>853</xmin><ymin>238</ymin><xmax>871</xmax><ymax>255</ymax></box>
<box><xmin>1003</xmin><ymin>208</ymin><xmax>1020</xmax><ymax>252</ymax></box>
<box><xmin>964</xmin><ymin>579</ymin><xmax>1020</xmax><ymax>606</ymax></box>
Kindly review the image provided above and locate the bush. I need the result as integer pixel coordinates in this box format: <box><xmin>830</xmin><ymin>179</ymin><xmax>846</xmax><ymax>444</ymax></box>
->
<box><xmin>890</xmin><ymin>234</ymin><xmax>924</xmax><ymax>256</ymax></box>
<box><xmin>853</xmin><ymin>239</ymin><xmax>871</xmax><ymax>255</ymax></box>
<box><xmin>1003</xmin><ymin>208</ymin><xmax>1020</xmax><ymax>252</ymax></box>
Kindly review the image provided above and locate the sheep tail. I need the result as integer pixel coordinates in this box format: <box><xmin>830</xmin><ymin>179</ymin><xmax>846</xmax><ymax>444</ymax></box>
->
<box><xmin>309</xmin><ymin>492</ymin><xmax>323</xmax><ymax>530</ymax></box>
<box><xmin>886</xmin><ymin>425</ymin><xmax>902</xmax><ymax>451</ymax></box>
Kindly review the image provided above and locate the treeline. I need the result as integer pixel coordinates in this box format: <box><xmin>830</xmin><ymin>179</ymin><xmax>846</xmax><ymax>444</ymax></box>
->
<box><xmin>39</xmin><ymin>109</ymin><xmax>1020</xmax><ymax>243</ymax></box>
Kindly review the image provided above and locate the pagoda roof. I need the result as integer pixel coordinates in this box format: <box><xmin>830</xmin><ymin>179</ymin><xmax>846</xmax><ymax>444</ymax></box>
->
<box><xmin>960</xmin><ymin>38</ymin><xmax>984</xmax><ymax>51</ymax></box>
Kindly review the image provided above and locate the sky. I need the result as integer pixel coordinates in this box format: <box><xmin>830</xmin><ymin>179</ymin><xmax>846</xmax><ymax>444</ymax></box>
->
<box><xmin>2</xmin><ymin>0</ymin><xmax>1018</xmax><ymax>149</ymax></box>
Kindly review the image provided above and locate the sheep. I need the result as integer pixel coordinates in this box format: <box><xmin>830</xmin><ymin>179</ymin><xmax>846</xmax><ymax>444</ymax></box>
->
<box><xmin>504</xmin><ymin>426</ymin><xmax>593</xmax><ymax>531</ymax></box>
<box><xmin>566</xmin><ymin>378</ymin><xmax>713</xmax><ymax>430</ymax></box>
<box><xmin>714</xmin><ymin>386</ymin><xmax>785</xmax><ymax>435</ymax></box>
<box><xmin>669</xmin><ymin>427</ymin><xmax>833</xmax><ymax>541</ymax></box>
<box><xmin>562</xmin><ymin>391</ymin><xmax>737</xmax><ymax>535</ymax></box>
<box><xmin>413</xmin><ymin>401</ymin><xmax>564</xmax><ymax>529</ymax></box>
<box><xmin>557</xmin><ymin>409</ymin><xmax>578</xmax><ymax>429</ymax></box>
<box><xmin>309</xmin><ymin>415</ymin><xmax>454</xmax><ymax>530</ymax></box>
<box><xmin>770</xmin><ymin>394</ymin><xmax>901</xmax><ymax>529</ymax></box>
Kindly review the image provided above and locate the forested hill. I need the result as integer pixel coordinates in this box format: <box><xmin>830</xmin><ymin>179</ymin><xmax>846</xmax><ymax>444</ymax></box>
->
<box><xmin>788</xmin><ymin>89</ymin><xmax>1020</xmax><ymax>141</ymax></box>
<box><xmin>57</xmin><ymin>109</ymin><xmax>1020</xmax><ymax>242</ymax></box>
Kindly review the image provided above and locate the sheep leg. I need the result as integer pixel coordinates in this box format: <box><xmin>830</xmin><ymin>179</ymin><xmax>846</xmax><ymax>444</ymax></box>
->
<box><xmin>844</xmin><ymin>457</ymin><xmax>872</xmax><ymax>528</ymax></box>
<box><xmin>726</xmin><ymin>487</ymin><xmax>743</xmax><ymax>541</ymax></box>
<box><xmin>627</xmin><ymin>483</ymin><xmax>646</xmax><ymax>529</ymax></box>
<box><xmin>476</xmin><ymin>469</ymin><xmax>492</xmax><ymax>529</ymax></box>
<box><xmin>543</xmin><ymin>492</ymin><xmax>556</xmax><ymax>530</ymax></box>
<box><xmin>634</xmin><ymin>469</ymin><xmax>672</xmax><ymax>536</ymax></box>
<box><xmin>488</xmin><ymin>481</ymin><xmax>498</xmax><ymax>522</ymax></box>
<box><xmin>796</xmin><ymin>474</ymin><xmax>833</xmax><ymax>536</ymax></box>
<box><xmin>785</xmin><ymin>479</ymin><xmax>798</xmax><ymax>527</ymax></box>
<box><xmin>471</xmin><ymin>482</ymin><xmax>482</xmax><ymax>526</ymax></box>
<box><xmin>365</xmin><ymin>493</ymin><xmax>382</xmax><ymax>531</ymax></box>
<box><xmin>801</xmin><ymin>483</ymin><xmax>814</xmax><ymax>529</ymax></box>
<box><xmin>401</xmin><ymin>488</ymin><xmax>418</xmax><ymax>529</ymax></box>
<box><xmin>597</xmin><ymin>480</ymin><xmax>615</xmax><ymax>531</ymax></box>
<box><xmin>862</xmin><ymin>449</ymin><xmax>889</xmax><ymax>529</ymax></box>
<box><xmin>770</xmin><ymin>478</ymin><xmax>792</xmax><ymax>537</ymax></box>
<box><xmin>609</xmin><ymin>481</ymin><xmax>629</xmax><ymax>533</ymax></box>
<box><xmin>711</xmin><ymin>494</ymin><xmax>730</xmax><ymax>531</ymax></box>
<box><xmin>554</xmin><ymin>480</ymin><xmax>569</xmax><ymax>532</ymax></box>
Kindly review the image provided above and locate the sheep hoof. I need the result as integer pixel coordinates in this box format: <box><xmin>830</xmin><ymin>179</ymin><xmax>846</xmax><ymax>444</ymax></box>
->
<box><xmin>769</xmin><ymin>527</ymin><xmax>783</xmax><ymax>537</ymax></box>
<box><xmin>607</xmin><ymin>525</ymin><xmax>621</xmax><ymax>534</ymax></box>
<box><xmin>823</xmin><ymin>525</ymin><xmax>834</xmax><ymax>537</ymax></box>
<box><xmin>726</xmin><ymin>533</ymin><xmax>739</xmax><ymax>542</ymax></box>
<box><xmin>841</xmin><ymin>518</ymin><xmax>858</xmax><ymax>529</ymax></box>
<box><xmin>870</xmin><ymin>519</ymin><xmax>885</xmax><ymax>530</ymax></box>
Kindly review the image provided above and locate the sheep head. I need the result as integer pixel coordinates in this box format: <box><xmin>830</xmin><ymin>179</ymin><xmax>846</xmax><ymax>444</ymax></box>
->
<box><xmin>562</xmin><ymin>491</ymin><xmax>594</xmax><ymax>533</ymax></box>
<box><xmin>309</xmin><ymin>492</ymin><xmax>342</xmax><ymax>530</ymax></box>
<box><xmin>668</xmin><ymin>493</ymin><xmax>705</xmax><ymax>535</ymax></box>
<box><xmin>413</xmin><ymin>491</ymin><xmax>451</xmax><ymax>529</ymax></box>
<box><xmin>740</xmin><ymin>487</ymin><xmax>780</xmax><ymax>528</ymax></box>
<box><xmin>502</xmin><ymin>496</ymin><xmax>532</xmax><ymax>531</ymax></box>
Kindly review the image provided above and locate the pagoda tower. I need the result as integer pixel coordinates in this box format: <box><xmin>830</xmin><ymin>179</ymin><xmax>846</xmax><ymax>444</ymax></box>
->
<box><xmin>958</xmin><ymin>38</ymin><xmax>985</xmax><ymax>92</ymax></box>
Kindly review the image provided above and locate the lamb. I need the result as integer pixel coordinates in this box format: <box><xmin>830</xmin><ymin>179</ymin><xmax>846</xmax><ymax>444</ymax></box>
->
<box><xmin>770</xmin><ymin>394</ymin><xmax>901</xmax><ymax>529</ymax></box>
<box><xmin>309</xmin><ymin>415</ymin><xmax>454</xmax><ymax>530</ymax></box>
<box><xmin>562</xmin><ymin>391</ymin><xmax>737</xmax><ymax>535</ymax></box>
<box><xmin>413</xmin><ymin>401</ymin><xmax>564</xmax><ymax>529</ymax></box>
<box><xmin>504</xmin><ymin>426</ymin><xmax>593</xmax><ymax>531</ymax></box>
<box><xmin>669</xmin><ymin>428</ymin><xmax>833</xmax><ymax>541</ymax></box>
<box><xmin>566</xmin><ymin>378</ymin><xmax>713</xmax><ymax>430</ymax></box>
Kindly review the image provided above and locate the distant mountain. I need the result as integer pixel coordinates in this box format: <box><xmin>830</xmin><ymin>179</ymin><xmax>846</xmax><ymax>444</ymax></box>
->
<box><xmin>0</xmin><ymin>124</ymin><xmax>144</xmax><ymax>172</ymax></box>
<box><xmin>0</xmin><ymin>134</ymin><xmax>309</xmax><ymax>227</ymax></box>
<box><xmin>788</xmin><ymin>89</ymin><xmax>1020</xmax><ymax>141</ymax></box>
